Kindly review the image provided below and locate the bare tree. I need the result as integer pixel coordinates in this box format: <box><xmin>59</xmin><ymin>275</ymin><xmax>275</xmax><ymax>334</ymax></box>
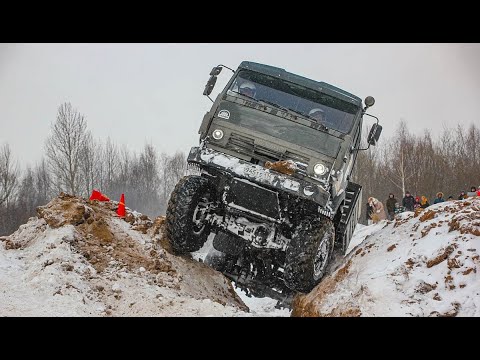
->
<box><xmin>34</xmin><ymin>158</ymin><xmax>52</xmax><ymax>205</ymax></box>
<box><xmin>78</xmin><ymin>132</ymin><xmax>99</xmax><ymax>196</ymax></box>
<box><xmin>158</xmin><ymin>151</ymin><xmax>187</xmax><ymax>214</ymax></box>
<box><xmin>381</xmin><ymin>121</ymin><xmax>415</xmax><ymax>197</ymax></box>
<box><xmin>103</xmin><ymin>137</ymin><xmax>119</xmax><ymax>194</ymax></box>
<box><xmin>0</xmin><ymin>143</ymin><xmax>19</xmax><ymax>207</ymax></box>
<box><xmin>45</xmin><ymin>102</ymin><xmax>89</xmax><ymax>196</ymax></box>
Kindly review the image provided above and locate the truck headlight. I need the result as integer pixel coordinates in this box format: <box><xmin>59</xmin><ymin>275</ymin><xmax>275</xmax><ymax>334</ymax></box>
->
<box><xmin>212</xmin><ymin>129</ymin><xmax>224</xmax><ymax>140</ymax></box>
<box><xmin>313</xmin><ymin>163</ymin><xmax>328</xmax><ymax>176</ymax></box>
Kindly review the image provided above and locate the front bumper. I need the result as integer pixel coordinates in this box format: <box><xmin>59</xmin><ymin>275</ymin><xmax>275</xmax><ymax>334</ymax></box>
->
<box><xmin>188</xmin><ymin>146</ymin><xmax>331</xmax><ymax>209</ymax></box>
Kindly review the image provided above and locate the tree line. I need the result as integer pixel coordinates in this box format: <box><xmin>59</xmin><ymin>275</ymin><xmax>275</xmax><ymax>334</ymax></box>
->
<box><xmin>353</xmin><ymin>120</ymin><xmax>480</xmax><ymax>224</ymax></box>
<box><xmin>2</xmin><ymin>103</ymin><xmax>480</xmax><ymax>235</ymax></box>
<box><xmin>0</xmin><ymin>102</ymin><xmax>187</xmax><ymax>236</ymax></box>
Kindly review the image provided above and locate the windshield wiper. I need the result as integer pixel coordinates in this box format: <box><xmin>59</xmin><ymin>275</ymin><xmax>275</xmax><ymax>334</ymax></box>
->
<box><xmin>285</xmin><ymin>108</ymin><xmax>329</xmax><ymax>131</ymax></box>
<box><xmin>257</xmin><ymin>98</ymin><xmax>289</xmax><ymax>112</ymax></box>
<box><xmin>230</xmin><ymin>89</ymin><xmax>258</xmax><ymax>101</ymax></box>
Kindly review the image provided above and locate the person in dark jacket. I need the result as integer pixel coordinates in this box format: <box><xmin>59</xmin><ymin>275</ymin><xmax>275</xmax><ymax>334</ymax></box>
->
<box><xmin>458</xmin><ymin>191</ymin><xmax>467</xmax><ymax>200</ymax></box>
<box><xmin>402</xmin><ymin>191</ymin><xmax>415</xmax><ymax>212</ymax></box>
<box><xmin>433</xmin><ymin>191</ymin><xmax>445</xmax><ymax>204</ymax></box>
<box><xmin>386</xmin><ymin>193</ymin><xmax>396</xmax><ymax>220</ymax></box>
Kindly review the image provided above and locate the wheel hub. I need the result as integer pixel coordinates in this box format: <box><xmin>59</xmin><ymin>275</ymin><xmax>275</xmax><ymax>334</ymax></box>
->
<box><xmin>313</xmin><ymin>232</ymin><xmax>332</xmax><ymax>278</ymax></box>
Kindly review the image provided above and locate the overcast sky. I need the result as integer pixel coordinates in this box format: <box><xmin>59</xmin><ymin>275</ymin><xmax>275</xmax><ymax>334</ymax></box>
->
<box><xmin>1</xmin><ymin>43</ymin><xmax>479</xmax><ymax>167</ymax></box>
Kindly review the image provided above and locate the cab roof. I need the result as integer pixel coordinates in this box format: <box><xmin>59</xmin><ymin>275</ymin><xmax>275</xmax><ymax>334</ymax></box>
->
<box><xmin>238</xmin><ymin>61</ymin><xmax>362</xmax><ymax>107</ymax></box>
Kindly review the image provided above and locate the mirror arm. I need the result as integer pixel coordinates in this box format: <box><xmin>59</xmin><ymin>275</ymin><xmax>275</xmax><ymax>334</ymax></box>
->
<box><xmin>218</xmin><ymin>64</ymin><xmax>235</xmax><ymax>73</ymax></box>
<box><xmin>355</xmin><ymin>112</ymin><xmax>380</xmax><ymax>152</ymax></box>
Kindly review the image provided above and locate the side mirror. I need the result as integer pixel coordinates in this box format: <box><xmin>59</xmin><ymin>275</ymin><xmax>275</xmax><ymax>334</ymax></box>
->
<box><xmin>367</xmin><ymin>123</ymin><xmax>382</xmax><ymax>146</ymax></box>
<box><xmin>203</xmin><ymin>75</ymin><xmax>218</xmax><ymax>96</ymax></box>
<box><xmin>210</xmin><ymin>66</ymin><xmax>222</xmax><ymax>76</ymax></box>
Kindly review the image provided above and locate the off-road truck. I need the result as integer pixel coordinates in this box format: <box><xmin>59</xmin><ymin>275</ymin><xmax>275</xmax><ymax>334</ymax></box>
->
<box><xmin>166</xmin><ymin>61</ymin><xmax>382</xmax><ymax>298</ymax></box>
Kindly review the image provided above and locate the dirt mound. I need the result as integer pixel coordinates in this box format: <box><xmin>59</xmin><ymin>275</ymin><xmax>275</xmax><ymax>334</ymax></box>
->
<box><xmin>0</xmin><ymin>193</ymin><xmax>248</xmax><ymax>316</ymax></box>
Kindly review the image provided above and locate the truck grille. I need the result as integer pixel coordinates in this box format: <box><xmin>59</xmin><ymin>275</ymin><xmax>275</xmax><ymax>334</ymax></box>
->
<box><xmin>226</xmin><ymin>133</ymin><xmax>309</xmax><ymax>172</ymax></box>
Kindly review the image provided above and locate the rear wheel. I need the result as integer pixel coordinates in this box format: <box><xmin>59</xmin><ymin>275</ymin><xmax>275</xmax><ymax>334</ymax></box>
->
<box><xmin>284</xmin><ymin>217</ymin><xmax>335</xmax><ymax>293</ymax></box>
<box><xmin>166</xmin><ymin>175</ymin><xmax>215</xmax><ymax>254</ymax></box>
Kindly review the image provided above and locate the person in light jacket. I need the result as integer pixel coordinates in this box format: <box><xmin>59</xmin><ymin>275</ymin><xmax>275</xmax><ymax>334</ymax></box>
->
<box><xmin>368</xmin><ymin>197</ymin><xmax>387</xmax><ymax>223</ymax></box>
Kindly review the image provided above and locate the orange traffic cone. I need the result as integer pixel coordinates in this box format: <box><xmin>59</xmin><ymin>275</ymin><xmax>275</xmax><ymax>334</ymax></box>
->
<box><xmin>117</xmin><ymin>193</ymin><xmax>125</xmax><ymax>218</ymax></box>
<box><xmin>90</xmin><ymin>189</ymin><xmax>110</xmax><ymax>201</ymax></box>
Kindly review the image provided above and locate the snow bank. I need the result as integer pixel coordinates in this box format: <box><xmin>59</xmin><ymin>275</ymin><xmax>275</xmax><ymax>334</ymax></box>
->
<box><xmin>292</xmin><ymin>198</ymin><xmax>480</xmax><ymax>317</ymax></box>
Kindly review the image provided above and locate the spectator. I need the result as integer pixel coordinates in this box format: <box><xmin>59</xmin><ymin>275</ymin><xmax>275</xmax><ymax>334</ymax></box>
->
<box><xmin>368</xmin><ymin>197</ymin><xmax>387</xmax><ymax>223</ymax></box>
<box><xmin>458</xmin><ymin>191</ymin><xmax>467</xmax><ymax>200</ymax></box>
<box><xmin>366</xmin><ymin>201</ymin><xmax>374</xmax><ymax>225</ymax></box>
<box><xmin>433</xmin><ymin>191</ymin><xmax>445</xmax><ymax>204</ymax></box>
<box><xmin>402</xmin><ymin>191</ymin><xmax>415</xmax><ymax>212</ymax></box>
<box><xmin>477</xmin><ymin>186</ymin><xmax>480</xmax><ymax>197</ymax></box>
<box><xmin>385</xmin><ymin>193</ymin><xmax>396</xmax><ymax>220</ymax></box>
<box><xmin>467</xmin><ymin>186</ymin><xmax>477</xmax><ymax>197</ymax></box>
<box><xmin>394</xmin><ymin>202</ymin><xmax>405</xmax><ymax>216</ymax></box>
<box><xmin>420</xmin><ymin>195</ymin><xmax>430</xmax><ymax>208</ymax></box>
<box><xmin>414</xmin><ymin>196</ymin><xmax>422</xmax><ymax>210</ymax></box>
<box><xmin>447</xmin><ymin>195</ymin><xmax>454</xmax><ymax>201</ymax></box>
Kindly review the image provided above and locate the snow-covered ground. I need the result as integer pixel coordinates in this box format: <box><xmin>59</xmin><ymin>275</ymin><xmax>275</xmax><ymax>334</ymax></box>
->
<box><xmin>0</xmin><ymin>195</ymin><xmax>250</xmax><ymax>316</ymax></box>
<box><xmin>3</xmin><ymin>194</ymin><xmax>479</xmax><ymax>317</ymax></box>
<box><xmin>0</xmin><ymin>194</ymin><xmax>290</xmax><ymax>316</ymax></box>
<box><xmin>292</xmin><ymin>198</ymin><xmax>480</xmax><ymax>317</ymax></box>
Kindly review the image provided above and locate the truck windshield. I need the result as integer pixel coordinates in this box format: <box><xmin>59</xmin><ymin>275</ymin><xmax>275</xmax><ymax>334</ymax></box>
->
<box><xmin>228</xmin><ymin>69</ymin><xmax>358</xmax><ymax>134</ymax></box>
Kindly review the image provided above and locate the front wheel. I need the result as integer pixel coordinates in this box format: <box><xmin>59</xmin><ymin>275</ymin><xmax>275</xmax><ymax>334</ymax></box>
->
<box><xmin>284</xmin><ymin>217</ymin><xmax>335</xmax><ymax>293</ymax></box>
<box><xmin>166</xmin><ymin>175</ymin><xmax>215</xmax><ymax>254</ymax></box>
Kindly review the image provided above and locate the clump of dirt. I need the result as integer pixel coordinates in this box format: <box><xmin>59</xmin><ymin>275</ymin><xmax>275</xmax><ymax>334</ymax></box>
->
<box><xmin>444</xmin><ymin>274</ymin><xmax>455</xmax><ymax>290</ymax></box>
<box><xmin>264</xmin><ymin>160</ymin><xmax>296</xmax><ymax>175</ymax></box>
<box><xmin>462</xmin><ymin>267</ymin><xmax>476</xmax><ymax>275</ymax></box>
<box><xmin>419</xmin><ymin>210</ymin><xmax>436</xmax><ymax>222</ymax></box>
<box><xmin>37</xmin><ymin>193</ymin><xmax>93</xmax><ymax>228</ymax></box>
<box><xmin>405</xmin><ymin>258</ymin><xmax>415</xmax><ymax>269</ymax></box>
<box><xmin>448</xmin><ymin>208</ymin><xmax>480</xmax><ymax>235</ymax></box>
<box><xmin>387</xmin><ymin>244</ymin><xmax>396</xmax><ymax>252</ymax></box>
<box><xmin>420</xmin><ymin>222</ymin><xmax>438</xmax><ymax>238</ymax></box>
<box><xmin>415</xmin><ymin>281</ymin><xmax>437</xmax><ymax>294</ymax></box>
<box><xmin>335</xmin><ymin>260</ymin><xmax>352</xmax><ymax>282</ymax></box>
<box><xmin>1</xmin><ymin>237</ymin><xmax>21</xmax><ymax>250</ymax></box>
<box><xmin>291</xmin><ymin>260</ymin><xmax>353</xmax><ymax>317</ymax></box>
<box><xmin>132</xmin><ymin>214</ymin><xmax>154</xmax><ymax>234</ymax></box>
<box><xmin>426</xmin><ymin>245</ymin><xmax>455</xmax><ymax>268</ymax></box>
<box><xmin>314</xmin><ymin>306</ymin><xmax>362</xmax><ymax>317</ymax></box>
<box><xmin>429</xmin><ymin>302</ymin><xmax>460</xmax><ymax>317</ymax></box>
<box><xmin>394</xmin><ymin>215</ymin><xmax>413</xmax><ymax>228</ymax></box>
<box><xmin>447</xmin><ymin>258</ymin><xmax>461</xmax><ymax>269</ymax></box>
<box><xmin>449</xmin><ymin>218</ymin><xmax>460</xmax><ymax>232</ymax></box>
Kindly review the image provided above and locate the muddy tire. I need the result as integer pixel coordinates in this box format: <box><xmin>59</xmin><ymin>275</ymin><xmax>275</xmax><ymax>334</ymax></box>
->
<box><xmin>166</xmin><ymin>175</ymin><xmax>214</xmax><ymax>254</ymax></box>
<box><xmin>284</xmin><ymin>217</ymin><xmax>335</xmax><ymax>293</ymax></box>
